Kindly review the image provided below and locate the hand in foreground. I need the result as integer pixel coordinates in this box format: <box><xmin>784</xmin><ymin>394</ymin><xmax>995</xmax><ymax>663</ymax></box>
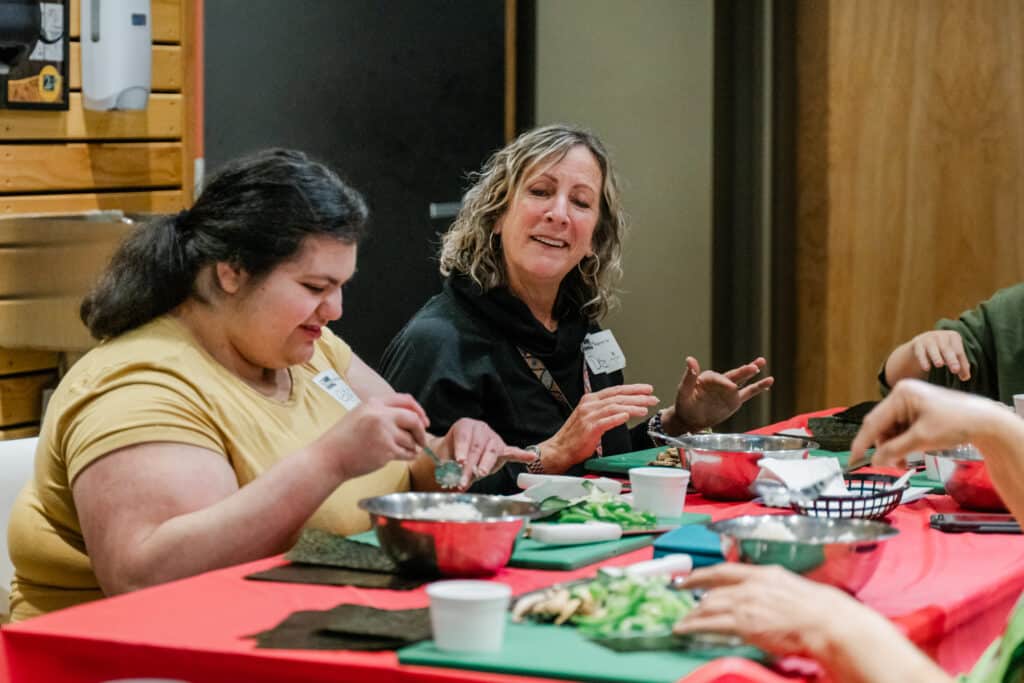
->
<box><xmin>850</xmin><ymin>379</ymin><xmax>1009</xmax><ymax>469</ymax></box>
<box><xmin>667</xmin><ymin>356</ymin><xmax>773</xmax><ymax>433</ymax></box>
<box><xmin>673</xmin><ymin>563</ymin><xmax>863</xmax><ymax>657</ymax></box>
<box><xmin>905</xmin><ymin>330</ymin><xmax>971</xmax><ymax>381</ymax></box>
<box><xmin>437</xmin><ymin>418</ymin><xmax>535</xmax><ymax>489</ymax></box>
<box><xmin>542</xmin><ymin>384</ymin><xmax>658</xmax><ymax>472</ymax></box>
<box><xmin>324</xmin><ymin>393</ymin><xmax>430</xmax><ymax>479</ymax></box>
<box><xmin>674</xmin><ymin>563</ymin><xmax>953</xmax><ymax>683</ymax></box>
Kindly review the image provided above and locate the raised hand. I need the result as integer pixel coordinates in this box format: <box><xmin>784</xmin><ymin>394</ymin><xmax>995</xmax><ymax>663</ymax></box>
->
<box><xmin>541</xmin><ymin>384</ymin><xmax>658</xmax><ymax>473</ymax></box>
<box><xmin>668</xmin><ymin>356</ymin><xmax>773</xmax><ymax>433</ymax></box>
<box><xmin>907</xmin><ymin>330</ymin><xmax>971</xmax><ymax>380</ymax></box>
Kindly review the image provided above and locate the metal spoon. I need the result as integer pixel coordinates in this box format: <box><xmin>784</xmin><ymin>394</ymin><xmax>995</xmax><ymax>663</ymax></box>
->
<box><xmin>647</xmin><ymin>428</ymin><xmax>688</xmax><ymax>448</ymax></box>
<box><xmin>422</xmin><ymin>443</ymin><xmax>463</xmax><ymax>489</ymax></box>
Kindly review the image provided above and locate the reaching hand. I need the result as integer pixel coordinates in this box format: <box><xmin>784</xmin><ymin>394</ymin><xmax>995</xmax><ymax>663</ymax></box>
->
<box><xmin>670</xmin><ymin>356</ymin><xmax>773</xmax><ymax>432</ymax></box>
<box><xmin>674</xmin><ymin>563</ymin><xmax>862</xmax><ymax>658</ymax></box>
<box><xmin>906</xmin><ymin>330</ymin><xmax>971</xmax><ymax>381</ymax></box>
<box><xmin>436</xmin><ymin>418</ymin><xmax>535</xmax><ymax>489</ymax></box>
<box><xmin>674</xmin><ymin>562</ymin><xmax>953</xmax><ymax>682</ymax></box>
<box><xmin>322</xmin><ymin>393</ymin><xmax>429</xmax><ymax>479</ymax></box>
<box><xmin>851</xmin><ymin>379</ymin><xmax>1009</xmax><ymax>468</ymax></box>
<box><xmin>543</xmin><ymin>384</ymin><xmax>658</xmax><ymax>472</ymax></box>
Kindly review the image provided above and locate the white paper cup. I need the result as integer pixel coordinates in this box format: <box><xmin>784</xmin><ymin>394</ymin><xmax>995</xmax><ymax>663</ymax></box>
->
<box><xmin>427</xmin><ymin>580</ymin><xmax>511</xmax><ymax>653</ymax></box>
<box><xmin>629</xmin><ymin>467</ymin><xmax>690</xmax><ymax>518</ymax></box>
<box><xmin>1014</xmin><ymin>394</ymin><xmax>1024</xmax><ymax>418</ymax></box>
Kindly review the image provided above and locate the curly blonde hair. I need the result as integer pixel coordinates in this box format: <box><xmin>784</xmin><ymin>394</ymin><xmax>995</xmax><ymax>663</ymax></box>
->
<box><xmin>439</xmin><ymin>124</ymin><xmax>627</xmax><ymax>320</ymax></box>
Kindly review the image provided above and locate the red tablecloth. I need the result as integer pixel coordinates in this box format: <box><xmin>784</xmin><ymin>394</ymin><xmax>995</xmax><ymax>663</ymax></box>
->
<box><xmin>2</xmin><ymin>407</ymin><xmax>1021</xmax><ymax>683</ymax></box>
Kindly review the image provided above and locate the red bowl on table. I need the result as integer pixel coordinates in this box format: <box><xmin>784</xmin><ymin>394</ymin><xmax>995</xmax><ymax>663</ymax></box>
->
<box><xmin>678</xmin><ymin>433</ymin><xmax>818</xmax><ymax>501</ymax></box>
<box><xmin>932</xmin><ymin>445</ymin><xmax>1007</xmax><ymax>512</ymax></box>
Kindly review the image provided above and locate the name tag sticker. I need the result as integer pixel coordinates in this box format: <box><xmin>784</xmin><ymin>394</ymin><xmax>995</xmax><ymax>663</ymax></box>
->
<box><xmin>313</xmin><ymin>369</ymin><xmax>362</xmax><ymax>410</ymax></box>
<box><xmin>582</xmin><ymin>330</ymin><xmax>626</xmax><ymax>374</ymax></box>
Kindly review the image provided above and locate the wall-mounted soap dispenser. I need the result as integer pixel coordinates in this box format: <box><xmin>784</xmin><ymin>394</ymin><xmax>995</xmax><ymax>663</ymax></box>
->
<box><xmin>81</xmin><ymin>0</ymin><xmax>150</xmax><ymax>111</ymax></box>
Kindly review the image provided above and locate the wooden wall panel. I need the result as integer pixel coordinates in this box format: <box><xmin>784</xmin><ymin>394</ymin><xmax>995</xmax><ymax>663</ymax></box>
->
<box><xmin>0</xmin><ymin>143</ymin><xmax>182</xmax><ymax>192</ymax></box>
<box><xmin>0</xmin><ymin>373</ymin><xmax>56</xmax><ymax>426</ymax></box>
<box><xmin>0</xmin><ymin>425</ymin><xmax>41</xmax><ymax>440</ymax></box>
<box><xmin>0</xmin><ymin>350</ymin><xmax>59</xmax><ymax>375</ymax></box>
<box><xmin>0</xmin><ymin>93</ymin><xmax>182</xmax><ymax>140</ymax></box>
<box><xmin>70</xmin><ymin>43</ymin><xmax>183</xmax><ymax>91</ymax></box>
<box><xmin>795</xmin><ymin>0</ymin><xmax>1024</xmax><ymax>410</ymax></box>
<box><xmin>0</xmin><ymin>190</ymin><xmax>184</xmax><ymax>216</ymax></box>
<box><xmin>0</xmin><ymin>0</ymin><xmax>196</xmax><ymax>432</ymax></box>
<box><xmin>70</xmin><ymin>0</ymin><xmax>181</xmax><ymax>42</ymax></box>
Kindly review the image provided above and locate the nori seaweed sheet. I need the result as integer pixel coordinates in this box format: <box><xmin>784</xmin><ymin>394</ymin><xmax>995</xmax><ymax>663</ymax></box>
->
<box><xmin>323</xmin><ymin>605</ymin><xmax>431</xmax><ymax>641</ymax></box>
<box><xmin>248</xmin><ymin>604</ymin><xmax>431</xmax><ymax>651</ymax></box>
<box><xmin>285</xmin><ymin>528</ymin><xmax>397</xmax><ymax>573</ymax></box>
<box><xmin>245</xmin><ymin>563</ymin><xmax>427</xmax><ymax>590</ymax></box>
<box><xmin>807</xmin><ymin>417</ymin><xmax>861</xmax><ymax>451</ymax></box>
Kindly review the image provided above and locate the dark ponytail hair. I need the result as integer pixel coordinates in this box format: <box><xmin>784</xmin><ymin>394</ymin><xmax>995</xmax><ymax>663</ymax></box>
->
<box><xmin>81</xmin><ymin>148</ymin><xmax>369</xmax><ymax>340</ymax></box>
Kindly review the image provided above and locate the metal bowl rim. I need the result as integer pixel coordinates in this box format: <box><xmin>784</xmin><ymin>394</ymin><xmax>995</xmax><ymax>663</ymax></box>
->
<box><xmin>708</xmin><ymin>513</ymin><xmax>900</xmax><ymax>545</ymax></box>
<box><xmin>358</xmin><ymin>491</ymin><xmax>538</xmax><ymax>522</ymax></box>
<box><xmin>678</xmin><ymin>433</ymin><xmax>820</xmax><ymax>453</ymax></box>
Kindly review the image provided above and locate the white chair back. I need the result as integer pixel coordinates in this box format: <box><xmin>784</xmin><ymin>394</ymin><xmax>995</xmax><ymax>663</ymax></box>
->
<box><xmin>0</xmin><ymin>437</ymin><xmax>38</xmax><ymax>618</ymax></box>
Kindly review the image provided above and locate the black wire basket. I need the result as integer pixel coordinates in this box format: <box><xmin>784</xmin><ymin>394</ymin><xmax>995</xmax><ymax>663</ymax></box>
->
<box><xmin>790</xmin><ymin>473</ymin><xmax>907</xmax><ymax>520</ymax></box>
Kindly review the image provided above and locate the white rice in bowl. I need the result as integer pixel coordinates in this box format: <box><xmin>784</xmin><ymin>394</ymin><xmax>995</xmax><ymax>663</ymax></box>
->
<box><xmin>748</xmin><ymin>517</ymin><xmax>798</xmax><ymax>542</ymax></box>
<box><xmin>411</xmin><ymin>501</ymin><xmax>484</xmax><ymax>521</ymax></box>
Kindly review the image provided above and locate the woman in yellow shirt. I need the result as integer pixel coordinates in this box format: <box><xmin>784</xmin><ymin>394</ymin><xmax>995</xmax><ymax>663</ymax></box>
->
<box><xmin>8</xmin><ymin>149</ymin><xmax>531</xmax><ymax>621</ymax></box>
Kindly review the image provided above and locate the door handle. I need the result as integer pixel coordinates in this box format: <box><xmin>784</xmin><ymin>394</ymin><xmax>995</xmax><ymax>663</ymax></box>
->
<box><xmin>429</xmin><ymin>201</ymin><xmax>462</xmax><ymax>220</ymax></box>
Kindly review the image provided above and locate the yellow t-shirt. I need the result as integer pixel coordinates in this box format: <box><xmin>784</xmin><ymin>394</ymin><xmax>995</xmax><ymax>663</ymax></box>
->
<box><xmin>7</xmin><ymin>316</ymin><xmax>410</xmax><ymax>622</ymax></box>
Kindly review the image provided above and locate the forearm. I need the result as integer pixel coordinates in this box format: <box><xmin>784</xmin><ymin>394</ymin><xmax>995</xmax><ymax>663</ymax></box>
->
<box><xmin>971</xmin><ymin>408</ymin><xmax>1024</xmax><ymax>523</ymax></box>
<box><xmin>815</xmin><ymin>606</ymin><xmax>951</xmax><ymax>683</ymax></box>
<box><xmin>102</xmin><ymin>443</ymin><xmax>345</xmax><ymax>594</ymax></box>
<box><xmin>884</xmin><ymin>341</ymin><xmax>929</xmax><ymax>387</ymax></box>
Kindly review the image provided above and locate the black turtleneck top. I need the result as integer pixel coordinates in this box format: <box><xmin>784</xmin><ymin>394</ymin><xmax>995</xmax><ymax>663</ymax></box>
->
<box><xmin>379</xmin><ymin>274</ymin><xmax>653</xmax><ymax>494</ymax></box>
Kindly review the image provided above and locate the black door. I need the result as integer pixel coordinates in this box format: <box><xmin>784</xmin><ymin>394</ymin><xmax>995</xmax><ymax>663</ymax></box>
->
<box><xmin>204</xmin><ymin>1</ymin><xmax>506</xmax><ymax>367</ymax></box>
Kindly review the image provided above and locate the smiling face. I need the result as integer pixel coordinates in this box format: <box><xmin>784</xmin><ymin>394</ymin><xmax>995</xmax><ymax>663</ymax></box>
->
<box><xmin>495</xmin><ymin>144</ymin><xmax>603</xmax><ymax>299</ymax></box>
<box><xmin>219</xmin><ymin>235</ymin><xmax>357</xmax><ymax>371</ymax></box>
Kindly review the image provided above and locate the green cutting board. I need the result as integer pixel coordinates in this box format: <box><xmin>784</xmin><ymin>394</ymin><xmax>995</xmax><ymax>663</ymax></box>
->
<box><xmin>909</xmin><ymin>473</ymin><xmax>945</xmax><ymax>494</ymax></box>
<box><xmin>399</xmin><ymin>617</ymin><xmax>764</xmax><ymax>683</ymax></box>
<box><xmin>512</xmin><ymin>512</ymin><xmax>711</xmax><ymax>570</ymax></box>
<box><xmin>585</xmin><ymin>446</ymin><xmax>837</xmax><ymax>476</ymax></box>
<box><xmin>583</xmin><ymin>447</ymin><xmax>668</xmax><ymax>475</ymax></box>
<box><xmin>350</xmin><ymin>511</ymin><xmax>711</xmax><ymax>571</ymax></box>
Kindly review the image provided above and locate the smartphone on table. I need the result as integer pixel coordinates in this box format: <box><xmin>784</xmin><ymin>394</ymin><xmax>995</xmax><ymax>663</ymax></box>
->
<box><xmin>929</xmin><ymin>513</ymin><xmax>1021</xmax><ymax>534</ymax></box>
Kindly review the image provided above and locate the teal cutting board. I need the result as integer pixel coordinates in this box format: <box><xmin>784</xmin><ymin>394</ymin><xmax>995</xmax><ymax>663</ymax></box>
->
<box><xmin>350</xmin><ymin>511</ymin><xmax>711</xmax><ymax>571</ymax></box>
<box><xmin>399</xmin><ymin>616</ymin><xmax>765</xmax><ymax>683</ymax></box>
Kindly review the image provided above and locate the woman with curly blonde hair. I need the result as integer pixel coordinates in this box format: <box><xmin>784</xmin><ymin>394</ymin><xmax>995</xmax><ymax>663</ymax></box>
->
<box><xmin>381</xmin><ymin>125</ymin><xmax>771</xmax><ymax>494</ymax></box>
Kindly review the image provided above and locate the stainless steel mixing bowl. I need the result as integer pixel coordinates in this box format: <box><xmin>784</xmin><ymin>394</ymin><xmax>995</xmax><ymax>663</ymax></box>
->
<box><xmin>678</xmin><ymin>433</ymin><xmax>818</xmax><ymax>501</ymax></box>
<box><xmin>708</xmin><ymin>514</ymin><xmax>899</xmax><ymax>593</ymax></box>
<box><xmin>358</xmin><ymin>492</ymin><xmax>539</xmax><ymax>576</ymax></box>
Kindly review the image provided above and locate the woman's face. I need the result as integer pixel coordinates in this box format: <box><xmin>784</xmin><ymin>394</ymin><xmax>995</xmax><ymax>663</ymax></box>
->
<box><xmin>495</xmin><ymin>144</ymin><xmax>603</xmax><ymax>295</ymax></box>
<box><xmin>221</xmin><ymin>235</ymin><xmax>357</xmax><ymax>370</ymax></box>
